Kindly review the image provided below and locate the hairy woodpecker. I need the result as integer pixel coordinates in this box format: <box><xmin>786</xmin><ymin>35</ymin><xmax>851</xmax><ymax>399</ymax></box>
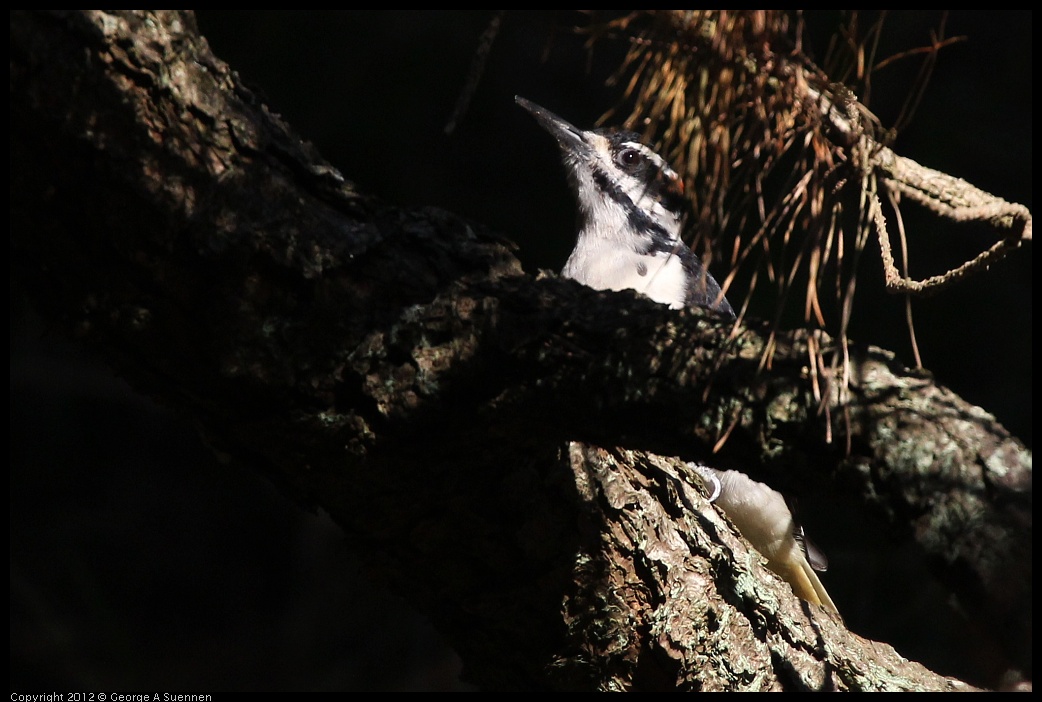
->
<box><xmin>515</xmin><ymin>95</ymin><xmax>734</xmax><ymax>317</ymax></box>
<box><xmin>517</xmin><ymin>96</ymin><xmax>837</xmax><ymax>613</ymax></box>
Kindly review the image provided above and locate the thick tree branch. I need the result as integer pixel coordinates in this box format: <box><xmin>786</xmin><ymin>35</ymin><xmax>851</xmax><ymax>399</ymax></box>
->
<box><xmin>10</xmin><ymin>11</ymin><xmax>1028</xmax><ymax>690</ymax></box>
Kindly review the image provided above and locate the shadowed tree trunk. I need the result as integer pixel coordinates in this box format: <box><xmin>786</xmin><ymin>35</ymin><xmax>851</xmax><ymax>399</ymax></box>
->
<box><xmin>10</xmin><ymin>10</ymin><xmax>1030</xmax><ymax>691</ymax></box>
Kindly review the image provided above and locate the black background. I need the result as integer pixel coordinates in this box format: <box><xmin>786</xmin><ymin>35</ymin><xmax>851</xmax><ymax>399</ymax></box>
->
<box><xmin>11</xmin><ymin>11</ymin><xmax>1031</xmax><ymax>691</ymax></box>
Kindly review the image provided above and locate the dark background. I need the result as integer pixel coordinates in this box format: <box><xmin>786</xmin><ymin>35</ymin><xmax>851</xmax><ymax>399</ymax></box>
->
<box><xmin>11</xmin><ymin>11</ymin><xmax>1031</xmax><ymax>691</ymax></box>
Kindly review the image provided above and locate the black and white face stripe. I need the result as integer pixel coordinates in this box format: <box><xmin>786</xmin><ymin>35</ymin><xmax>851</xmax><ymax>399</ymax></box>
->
<box><xmin>581</xmin><ymin>130</ymin><xmax>688</xmax><ymax>243</ymax></box>
<box><xmin>604</xmin><ymin>132</ymin><xmax>688</xmax><ymax>219</ymax></box>
<box><xmin>515</xmin><ymin>97</ymin><xmax>686</xmax><ymax>240</ymax></box>
<box><xmin>589</xmin><ymin>169</ymin><xmax>674</xmax><ymax>244</ymax></box>
<box><xmin>516</xmin><ymin>96</ymin><xmax>734</xmax><ymax>317</ymax></box>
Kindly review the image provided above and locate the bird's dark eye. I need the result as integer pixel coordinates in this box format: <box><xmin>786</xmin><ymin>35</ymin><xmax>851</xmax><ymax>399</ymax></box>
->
<box><xmin>616</xmin><ymin>148</ymin><xmax>643</xmax><ymax>171</ymax></box>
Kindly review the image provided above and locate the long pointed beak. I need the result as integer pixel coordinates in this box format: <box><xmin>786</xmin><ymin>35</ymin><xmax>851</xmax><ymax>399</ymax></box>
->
<box><xmin>515</xmin><ymin>96</ymin><xmax>590</xmax><ymax>156</ymax></box>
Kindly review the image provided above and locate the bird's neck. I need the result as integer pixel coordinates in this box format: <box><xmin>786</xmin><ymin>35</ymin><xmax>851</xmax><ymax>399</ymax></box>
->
<box><xmin>576</xmin><ymin>190</ymin><xmax>683</xmax><ymax>255</ymax></box>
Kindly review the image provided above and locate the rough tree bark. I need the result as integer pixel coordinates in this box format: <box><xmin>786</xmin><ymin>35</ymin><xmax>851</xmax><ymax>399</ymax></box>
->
<box><xmin>9</xmin><ymin>11</ymin><xmax>1030</xmax><ymax>691</ymax></box>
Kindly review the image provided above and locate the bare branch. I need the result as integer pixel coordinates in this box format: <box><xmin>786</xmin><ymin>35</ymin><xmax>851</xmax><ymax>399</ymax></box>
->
<box><xmin>799</xmin><ymin>67</ymin><xmax>1032</xmax><ymax>295</ymax></box>
<box><xmin>10</xmin><ymin>10</ymin><xmax>1029</xmax><ymax>690</ymax></box>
